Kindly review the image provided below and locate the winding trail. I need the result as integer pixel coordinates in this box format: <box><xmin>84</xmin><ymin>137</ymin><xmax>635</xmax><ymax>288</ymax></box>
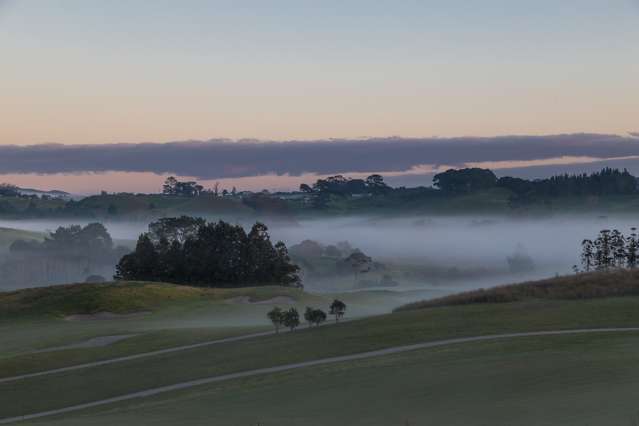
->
<box><xmin>0</xmin><ymin>330</ymin><xmax>278</xmax><ymax>385</ymax></box>
<box><xmin>2</xmin><ymin>327</ymin><xmax>639</xmax><ymax>424</ymax></box>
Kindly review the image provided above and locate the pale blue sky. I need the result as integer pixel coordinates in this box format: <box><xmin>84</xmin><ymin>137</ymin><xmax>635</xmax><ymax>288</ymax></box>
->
<box><xmin>1</xmin><ymin>0</ymin><xmax>638</xmax><ymax>144</ymax></box>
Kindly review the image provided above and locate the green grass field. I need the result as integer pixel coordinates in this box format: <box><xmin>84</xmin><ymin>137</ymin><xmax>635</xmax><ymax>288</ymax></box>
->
<box><xmin>4</xmin><ymin>275</ymin><xmax>639</xmax><ymax>425</ymax></box>
<box><xmin>3</xmin><ymin>295</ymin><xmax>639</xmax><ymax>423</ymax></box>
<box><xmin>0</xmin><ymin>281</ymin><xmax>409</xmax><ymax>373</ymax></box>
<box><xmin>22</xmin><ymin>332</ymin><xmax>639</xmax><ymax>426</ymax></box>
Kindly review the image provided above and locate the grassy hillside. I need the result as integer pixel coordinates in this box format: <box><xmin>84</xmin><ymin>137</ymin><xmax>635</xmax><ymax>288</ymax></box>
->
<box><xmin>5</xmin><ymin>273</ymin><xmax>639</xmax><ymax>424</ymax></box>
<box><xmin>0</xmin><ymin>226</ymin><xmax>44</xmax><ymax>252</ymax></box>
<box><xmin>4</xmin><ymin>294</ymin><xmax>639</xmax><ymax>419</ymax></box>
<box><xmin>26</xmin><ymin>332</ymin><xmax>639</xmax><ymax>426</ymax></box>
<box><xmin>0</xmin><ymin>281</ymin><xmax>308</xmax><ymax>320</ymax></box>
<box><xmin>396</xmin><ymin>269</ymin><xmax>639</xmax><ymax>311</ymax></box>
<box><xmin>0</xmin><ymin>281</ymin><xmax>400</xmax><ymax>360</ymax></box>
<box><xmin>72</xmin><ymin>193</ymin><xmax>255</xmax><ymax>219</ymax></box>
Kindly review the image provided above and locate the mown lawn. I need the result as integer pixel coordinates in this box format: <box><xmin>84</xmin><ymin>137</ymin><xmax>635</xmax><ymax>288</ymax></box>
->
<box><xmin>3</xmin><ymin>296</ymin><xmax>639</xmax><ymax>419</ymax></box>
<box><xmin>0</xmin><ymin>282</ymin><xmax>395</xmax><ymax>369</ymax></box>
<box><xmin>21</xmin><ymin>332</ymin><xmax>639</xmax><ymax>426</ymax></box>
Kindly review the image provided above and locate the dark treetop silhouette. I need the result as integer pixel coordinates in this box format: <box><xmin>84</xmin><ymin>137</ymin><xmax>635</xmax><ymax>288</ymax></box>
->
<box><xmin>115</xmin><ymin>217</ymin><xmax>301</xmax><ymax>288</ymax></box>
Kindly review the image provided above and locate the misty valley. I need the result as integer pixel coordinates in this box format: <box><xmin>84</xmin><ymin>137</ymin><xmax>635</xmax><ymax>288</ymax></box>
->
<box><xmin>3</xmin><ymin>2</ymin><xmax>639</xmax><ymax>423</ymax></box>
<box><xmin>4</xmin><ymin>171</ymin><xmax>639</xmax><ymax>426</ymax></box>
<box><xmin>0</xmin><ymin>214</ymin><xmax>631</xmax><ymax>298</ymax></box>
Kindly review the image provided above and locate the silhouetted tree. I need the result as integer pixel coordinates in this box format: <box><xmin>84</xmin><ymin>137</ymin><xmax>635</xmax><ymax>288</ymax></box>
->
<box><xmin>329</xmin><ymin>299</ymin><xmax>346</xmax><ymax>322</ymax></box>
<box><xmin>267</xmin><ymin>307</ymin><xmax>284</xmax><ymax>333</ymax></box>
<box><xmin>581</xmin><ymin>239</ymin><xmax>594</xmax><ymax>272</ymax></box>
<box><xmin>432</xmin><ymin>168</ymin><xmax>497</xmax><ymax>194</ymax></box>
<box><xmin>162</xmin><ymin>176</ymin><xmax>203</xmax><ymax>197</ymax></box>
<box><xmin>303</xmin><ymin>307</ymin><xmax>327</xmax><ymax>327</ymax></box>
<box><xmin>312</xmin><ymin>308</ymin><xmax>327</xmax><ymax>326</ymax></box>
<box><xmin>282</xmin><ymin>307</ymin><xmax>300</xmax><ymax>331</ymax></box>
<box><xmin>580</xmin><ymin>228</ymin><xmax>639</xmax><ymax>272</ymax></box>
<box><xmin>365</xmin><ymin>174</ymin><xmax>390</xmax><ymax>194</ymax></box>
<box><xmin>627</xmin><ymin>228</ymin><xmax>638</xmax><ymax>269</ymax></box>
<box><xmin>611</xmin><ymin>229</ymin><xmax>627</xmax><ymax>268</ymax></box>
<box><xmin>594</xmin><ymin>230</ymin><xmax>613</xmax><ymax>271</ymax></box>
<box><xmin>0</xmin><ymin>183</ymin><xmax>20</xmax><ymax>197</ymax></box>
<box><xmin>341</xmin><ymin>251</ymin><xmax>373</xmax><ymax>283</ymax></box>
<box><xmin>115</xmin><ymin>218</ymin><xmax>300</xmax><ymax>288</ymax></box>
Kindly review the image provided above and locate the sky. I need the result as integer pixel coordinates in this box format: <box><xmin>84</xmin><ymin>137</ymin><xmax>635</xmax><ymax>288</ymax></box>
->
<box><xmin>0</xmin><ymin>1</ymin><xmax>638</xmax><ymax>193</ymax></box>
<box><xmin>1</xmin><ymin>0</ymin><xmax>638</xmax><ymax>146</ymax></box>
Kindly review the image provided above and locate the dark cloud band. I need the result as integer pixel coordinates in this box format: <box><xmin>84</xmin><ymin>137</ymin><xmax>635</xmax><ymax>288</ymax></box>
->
<box><xmin>1</xmin><ymin>134</ymin><xmax>638</xmax><ymax>179</ymax></box>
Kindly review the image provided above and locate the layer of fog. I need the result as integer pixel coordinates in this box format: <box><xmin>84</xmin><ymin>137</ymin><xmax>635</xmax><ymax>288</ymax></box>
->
<box><xmin>269</xmin><ymin>215</ymin><xmax>632</xmax><ymax>293</ymax></box>
<box><xmin>1</xmin><ymin>214</ymin><xmax>634</xmax><ymax>299</ymax></box>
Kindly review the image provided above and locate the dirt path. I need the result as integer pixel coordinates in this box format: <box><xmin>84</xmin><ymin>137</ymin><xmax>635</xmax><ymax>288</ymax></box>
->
<box><xmin>2</xmin><ymin>327</ymin><xmax>639</xmax><ymax>424</ymax></box>
<box><xmin>30</xmin><ymin>335</ymin><xmax>139</xmax><ymax>354</ymax></box>
<box><xmin>0</xmin><ymin>330</ymin><xmax>278</xmax><ymax>385</ymax></box>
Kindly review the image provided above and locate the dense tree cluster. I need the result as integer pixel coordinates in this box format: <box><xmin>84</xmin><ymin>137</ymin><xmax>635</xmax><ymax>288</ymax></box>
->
<box><xmin>580</xmin><ymin>228</ymin><xmax>639</xmax><ymax>272</ymax></box>
<box><xmin>433</xmin><ymin>168</ymin><xmax>498</xmax><ymax>194</ymax></box>
<box><xmin>430</xmin><ymin>167</ymin><xmax>639</xmax><ymax>207</ymax></box>
<box><xmin>288</xmin><ymin>239</ymin><xmax>389</xmax><ymax>289</ymax></box>
<box><xmin>0</xmin><ymin>184</ymin><xmax>20</xmax><ymax>197</ymax></box>
<box><xmin>433</xmin><ymin>167</ymin><xmax>638</xmax><ymax>198</ymax></box>
<box><xmin>300</xmin><ymin>174</ymin><xmax>390</xmax><ymax>196</ymax></box>
<box><xmin>527</xmin><ymin>168</ymin><xmax>637</xmax><ymax>197</ymax></box>
<box><xmin>267</xmin><ymin>307</ymin><xmax>302</xmax><ymax>332</ymax></box>
<box><xmin>502</xmin><ymin>168</ymin><xmax>638</xmax><ymax>207</ymax></box>
<box><xmin>2</xmin><ymin>223</ymin><xmax>127</xmax><ymax>287</ymax></box>
<box><xmin>162</xmin><ymin>177</ymin><xmax>204</xmax><ymax>197</ymax></box>
<box><xmin>115</xmin><ymin>217</ymin><xmax>301</xmax><ymax>288</ymax></box>
<box><xmin>10</xmin><ymin>223</ymin><xmax>122</xmax><ymax>261</ymax></box>
<box><xmin>304</xmin><ymin>306</ymin><xmax>327</xmax><ymax>327</ymax></box>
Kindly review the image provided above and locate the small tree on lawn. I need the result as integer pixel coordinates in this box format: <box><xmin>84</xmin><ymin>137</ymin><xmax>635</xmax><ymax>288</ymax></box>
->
<box><xmin>312</xmin><ymin>308</ymin><xmax>327</xmax><ymax>326</ymax></box>
<box><xmin>282</xmin><ymin>307</ymin><xmax>300</xmax><ymax>331</ymax></box>
<box><xmin>304</xmin><ymin>307</ymin><xmax>327</xmax><ymax>327</ymax></box>
<box><xmin>267</xmin><ymin>307</ymin><xmax>284</xmax><ymax>333</ymax></box>
<box><xmin>304</xmin><ymin>307</ymin><xmax>314</xmax><ymax>328</ymax></box>
<box><xmin>329</xmin><ymin>299</ymin><xmax>347</xmax><ymax>322</ymax></box>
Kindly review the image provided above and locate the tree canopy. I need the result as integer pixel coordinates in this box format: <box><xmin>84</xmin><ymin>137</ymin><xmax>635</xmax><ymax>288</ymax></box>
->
<box><xmin>115</xmin><ymin>217</ymin><xmax>301</xmax><ymax>288</ymax></box>
<box><xmin>433</xmin><ymin>168</ymin><xmax>498</xmax><ymax>194</ymax></box>
<box><xmin>302</xmin><ymin>174</ymin><xmax>390</xmax><ymax>196</ymax></box>
<box><xmin>162</xmin><ymin>176</ymin><xmax>204</xmax><ymax>197</ymax></box>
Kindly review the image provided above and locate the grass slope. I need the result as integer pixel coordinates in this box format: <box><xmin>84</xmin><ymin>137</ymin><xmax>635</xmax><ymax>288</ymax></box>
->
<box><xmin>0</xmin><ymin>281</ymin><xmax>329</xmax><ymax>361</ymax></box>
<box><xmin>0</xmin><ymin>281</ymin><xmax>399</xmax><ymax>364</ymax></box>
<box><xmin>0</xmin><ymin>227</ymin><xmax>44</xmax><ymax>252</ymax></box>
<box><xmin>0</xmin><ymin>281</ymin><xmax>308</xmax><ymax>320</ymax></box>
<box><xmin>397</xmin><ymin>268</ymin><xmax>639</xmax><ymax>311</ymax></box>
<box><xmin>5</xmin><ymin>273</ymin><xmax>639</xmax><ymax>424</ymax></box>
<box><xmin>25</xmin><ymin>332</ymin><xmax>639</xmax><ymax>426</ymax></box>
<box><xmin>3</xmin><ymin>295</ymin><xmax>639</xmax><ymax>419</ymax></box>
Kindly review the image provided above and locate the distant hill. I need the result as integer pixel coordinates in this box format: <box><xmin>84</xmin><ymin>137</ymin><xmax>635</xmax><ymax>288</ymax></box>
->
<box><xmin>0</xmin><ymin>227</ymin><xmax>45</xmax><ymax>253</ymax></box>
<box><xmin>16</xmin><ymin>187</ymin><xmax>72</xmax><ymax>199</ymax></box>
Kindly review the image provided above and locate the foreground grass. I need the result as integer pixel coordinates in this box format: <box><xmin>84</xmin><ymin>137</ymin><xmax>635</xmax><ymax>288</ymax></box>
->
<box><xmin>22</xmin><ymin>332</ymin><xmax>639</xmax><ymax>426</ymax></box>
<box><xmin>3</xmin><ymin>296</ymin><xmax>639</xmax><ymax>418</ymax></box>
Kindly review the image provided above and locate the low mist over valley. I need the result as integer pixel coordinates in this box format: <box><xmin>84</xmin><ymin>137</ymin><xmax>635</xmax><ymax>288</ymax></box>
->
<box><xmin>2</xmin><ymin>2</ymin><xmax>638</xmax><ymax>422</ymax></box>
<box><xmin>1</xmin><ymin>212</ymin><xmax>635</xmax><ymax>302</ymax></box>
